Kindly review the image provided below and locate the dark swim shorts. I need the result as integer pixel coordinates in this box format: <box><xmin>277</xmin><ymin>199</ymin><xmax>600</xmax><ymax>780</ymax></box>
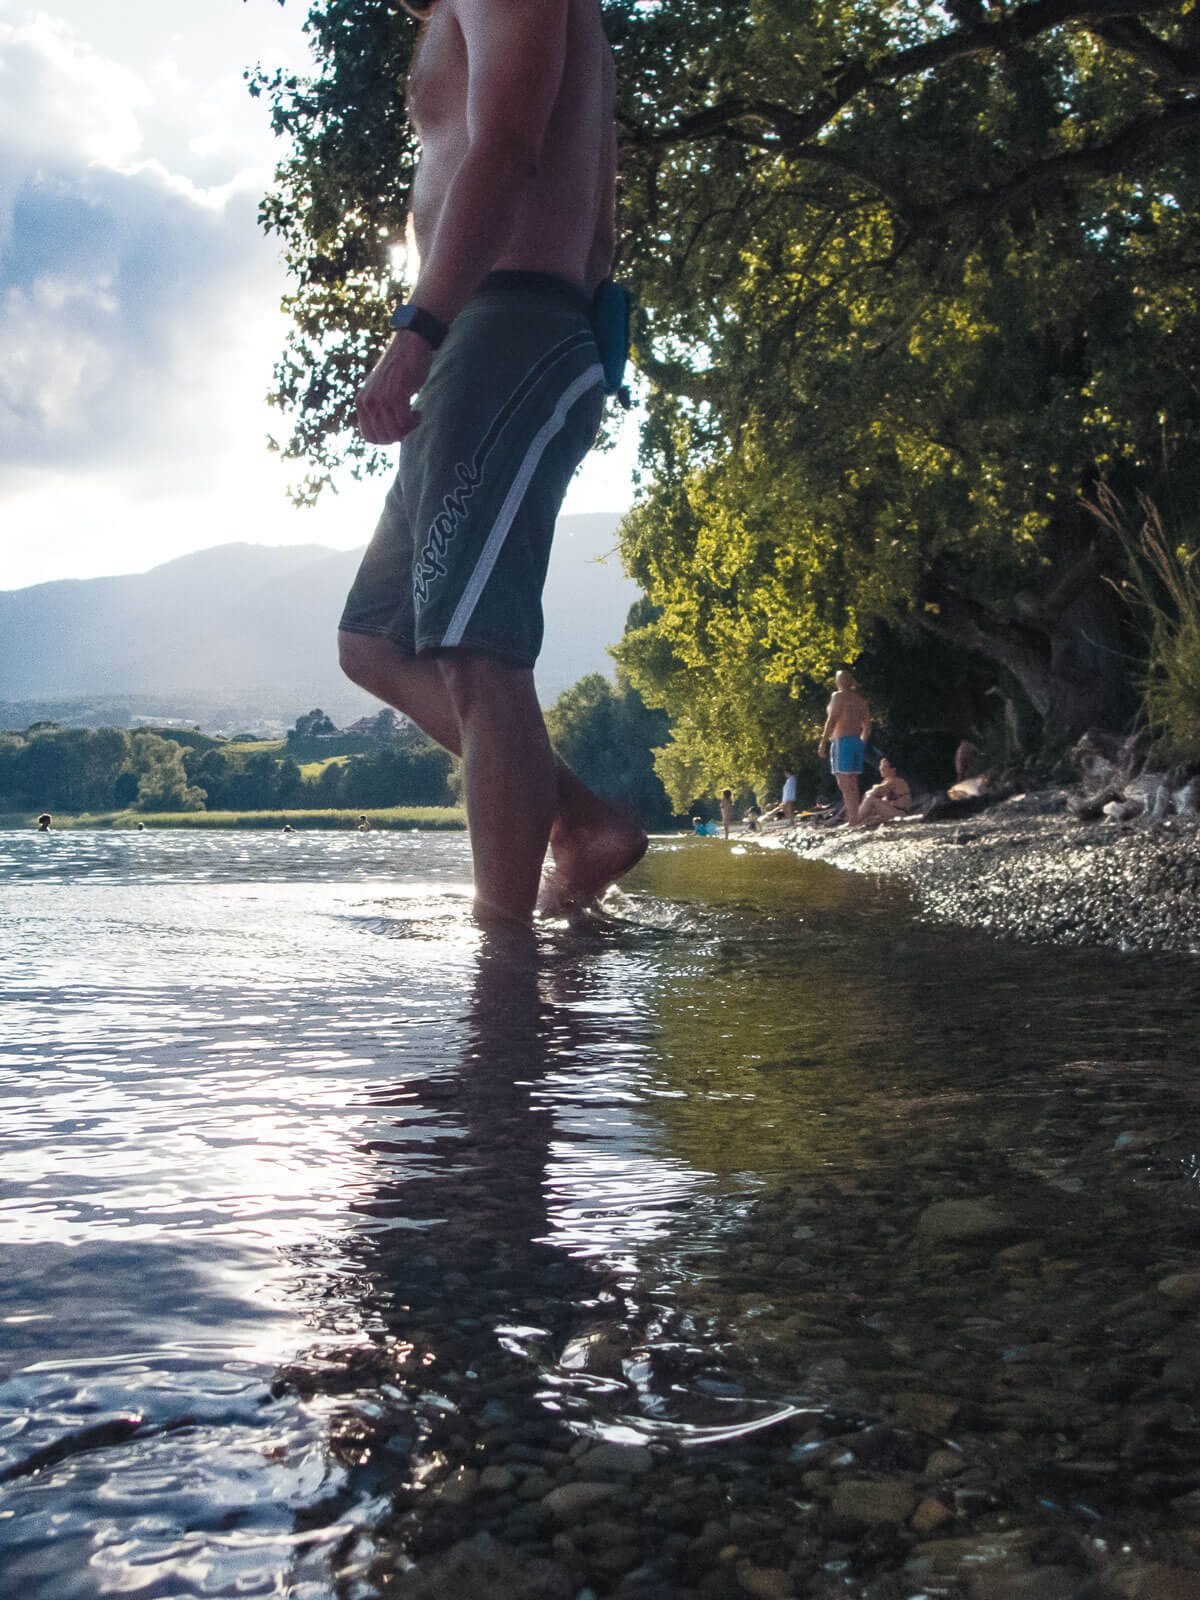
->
<box><xmin>339</xmin><ymin>271</ymin><xmax>606</xmax><ymax>668</ymax></box>
<box><xmin>829</xmin><ymin>736</ymin><xmax>864</xmax><ymax>775</ymax></box>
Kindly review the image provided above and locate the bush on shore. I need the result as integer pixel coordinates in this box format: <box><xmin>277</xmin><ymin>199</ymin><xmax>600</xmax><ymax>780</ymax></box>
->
<box><xmin>1092</xmin><ymin>488</ymin><xmax>1200</xmax><ymax>763</ymax></box>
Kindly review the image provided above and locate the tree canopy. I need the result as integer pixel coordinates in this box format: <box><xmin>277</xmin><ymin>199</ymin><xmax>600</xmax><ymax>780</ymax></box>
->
<box><xmin>253</xmin><ymin>0</ymin><xmax>1200</xmax><ymax>786</ymax></box>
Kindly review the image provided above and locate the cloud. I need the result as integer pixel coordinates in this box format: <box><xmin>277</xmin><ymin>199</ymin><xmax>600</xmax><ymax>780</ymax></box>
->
<box><xmin>0</xmin><ymin>13</ymin><xmax>285</xmax><ymax>484</ymax></box>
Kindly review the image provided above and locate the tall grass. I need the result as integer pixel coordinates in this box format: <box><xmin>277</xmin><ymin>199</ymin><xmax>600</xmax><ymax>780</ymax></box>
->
<box><xmin>1088</xmin><ymin>485</ymin><xmax>1200</xmax><ymax>760</ymax></box>
<box><xmin>0</xmin><ymin>807</ymin><xmax>466</xmax><ymax>831</ymax></box>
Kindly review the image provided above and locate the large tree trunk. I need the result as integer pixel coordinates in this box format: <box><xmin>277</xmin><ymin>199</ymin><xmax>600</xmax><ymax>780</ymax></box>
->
<box><xmin>919</xmin><ymin>580</ymin><xmax>1131</xmax><ymax>750</ymax></box>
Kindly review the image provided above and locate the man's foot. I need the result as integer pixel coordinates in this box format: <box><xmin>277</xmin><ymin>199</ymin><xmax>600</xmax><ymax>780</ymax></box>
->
<box><xmin>537</xmin><ymin>812</ymin><xmax>648</xmax><ymax>918</ymax></box>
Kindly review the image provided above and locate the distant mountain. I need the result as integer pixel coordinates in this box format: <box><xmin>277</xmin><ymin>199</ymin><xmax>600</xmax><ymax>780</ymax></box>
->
<box><xmin>0</xmin><ymin>513</ymin><xmax>639</xmax><ymax>733</ymax></box>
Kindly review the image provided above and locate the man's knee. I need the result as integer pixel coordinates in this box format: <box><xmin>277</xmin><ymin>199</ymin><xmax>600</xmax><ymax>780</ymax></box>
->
<box><xmin>338</xmin><ymin>629</ymin><xmax>397</xmax><ymax>689</ymax></box>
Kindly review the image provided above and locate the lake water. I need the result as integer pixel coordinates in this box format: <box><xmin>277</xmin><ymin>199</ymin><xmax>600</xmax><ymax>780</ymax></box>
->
<box><xmin>2</xmin><ymin>828</ymin><xmax>1199</xmax><ymax>1598</ymax></box>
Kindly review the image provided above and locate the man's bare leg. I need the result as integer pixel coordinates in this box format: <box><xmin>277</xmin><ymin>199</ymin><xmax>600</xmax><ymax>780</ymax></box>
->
<box><xmin>339</xmin><ymin>631</ymin><xmax>646</xmax><ymax>923</ymax></box>
<box><xmin>835</xmin><ymin>772</ymin><xmax>861</xmax><ymax>825</ymax></box>
<box><xmin>437</xmin><ymin>653</ymin><xmax>557</xmax><ymax>925</ymax></box>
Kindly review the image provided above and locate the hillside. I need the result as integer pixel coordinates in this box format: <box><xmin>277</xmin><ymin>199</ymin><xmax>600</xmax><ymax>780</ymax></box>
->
<box><xmin>0</xmin><ymin>513</ymin><xmax>638</xmax><ymax>732</ymax></box>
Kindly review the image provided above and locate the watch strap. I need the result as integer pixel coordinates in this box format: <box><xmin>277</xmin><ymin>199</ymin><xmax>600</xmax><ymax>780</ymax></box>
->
<box><xmin>390</xmin><ymin>301</ymin><xmax>449</xmax><ymax>350</ymax></box>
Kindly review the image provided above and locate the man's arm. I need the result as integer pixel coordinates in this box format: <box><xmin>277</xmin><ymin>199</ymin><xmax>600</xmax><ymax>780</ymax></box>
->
<box><xmin>817</xmin><ymin>694</ymin><xmax>838</xmax><ymax>752</ymax></box>
<box><xmin>358</xmin><ymin>0</ymin><xmax>568</xmax><ymax>444</ymax></box>
<box><xmin>585</xmin><ymin>116</ymin><xmax>617</xmax><ymax>289</ymax></box>
<box><xmin>860</xmin><ymin>700</ymin><xmax>872</xmax><ymax>741</ymax></box>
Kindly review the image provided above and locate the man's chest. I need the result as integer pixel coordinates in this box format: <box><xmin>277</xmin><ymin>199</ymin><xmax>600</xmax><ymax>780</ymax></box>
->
<box><xmin>407</xmin><ymin>11</ymin><xmax>468</xmax><ymax>140</ymax></box>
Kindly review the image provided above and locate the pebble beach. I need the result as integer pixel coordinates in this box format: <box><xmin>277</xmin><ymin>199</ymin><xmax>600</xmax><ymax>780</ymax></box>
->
<box><xmin>782</xmin><ymin>790</ymin><xmax>1200</xmax><ymax>956</ymax></box>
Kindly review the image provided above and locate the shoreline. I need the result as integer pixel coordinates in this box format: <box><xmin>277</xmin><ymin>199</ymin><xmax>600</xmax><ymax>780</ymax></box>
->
<box><xmin>0</xmin><ymin>805</ymin><xmax>466</xmax><ymax>832</ymax></box>
<box><xmin>765</xmin><ymin>791</ymin><xmax>1200</xmax><ymax>956</ymax></box>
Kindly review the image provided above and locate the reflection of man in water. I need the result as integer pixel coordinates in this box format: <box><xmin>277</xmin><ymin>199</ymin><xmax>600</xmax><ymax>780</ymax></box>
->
<box><xmin>337</xmin><ymin>0</ymin><xmax>646</xmax><ymax>930</ymax></box>
<box><xmin>818</xmin><ymin>669</ymin><xmax>871</xmax><ymax>825</ymax></box>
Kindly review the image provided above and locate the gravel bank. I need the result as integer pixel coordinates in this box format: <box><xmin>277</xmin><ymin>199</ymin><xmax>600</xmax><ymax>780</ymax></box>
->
<box><xmin>781</xmin><ymin>792</ymin><xmax>1200</xmax><ymax>955</ymax></box>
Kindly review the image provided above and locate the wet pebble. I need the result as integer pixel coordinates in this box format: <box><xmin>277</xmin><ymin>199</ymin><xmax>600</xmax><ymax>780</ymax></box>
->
<box><xmin>828</xmin><ymin>1477</ymin><xmax>918</xmax><ymax>1524</ymax></box>
<box><xmin>916</xmin><ymin>1198</ymin><xmax>1015</xmax><ymax>1245</ymax></box>
<box><xmin>542</xmin><ymin>1481</ymin><xmax>625</xmax><ymax>1520</ymax></box>
<box><xmin>574</xmin><ymin>1442</ymin><xmax>655</xmax><ymax>1477</ymax></box>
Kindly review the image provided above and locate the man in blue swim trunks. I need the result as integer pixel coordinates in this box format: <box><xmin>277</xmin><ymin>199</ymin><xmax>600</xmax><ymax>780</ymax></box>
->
<box><xmin>818</xmin><ymin>669</ymin><xmax>872</xmax><ymax>825</ymax></box>
<box><xmin>338</xmin><ymin>0</ymin><xmax>646</xmax><ymax>929</ymax></box>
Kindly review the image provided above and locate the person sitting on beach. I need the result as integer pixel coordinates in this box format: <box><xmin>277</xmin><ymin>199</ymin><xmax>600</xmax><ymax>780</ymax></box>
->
<box><xmin>719</xmin><ymin>788</ymin><xmax>735</xmax><ymax>839</ymax></box>
<box><xmin>855</xmin><ymin>757</ymin><xmax>912</xmax><ymax>829</ymax></box>
<box><xmin>817</xmin><ymin>669</ymin><xmax>871</xmax><ymax>825</ymax></box>
<box><xmin>954</xmin><ymin>739</ymin><xmax>985</xmax><ymax>781</ymax></box>
<box><xmin>745</xmin><ymin>802</ymin><xmax>761</xmax><ymax>833</ymax></box>
<box><xmin>36</xmin><ymin>813</ymin><xmax>51</xmax><ymax>831</ymax></box>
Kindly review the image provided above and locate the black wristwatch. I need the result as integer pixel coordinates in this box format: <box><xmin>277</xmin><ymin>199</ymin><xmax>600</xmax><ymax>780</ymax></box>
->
<box><xmin>390</xmin><ymin>302</ymin><xmax>449</xmax><ymax>350</ymax></box>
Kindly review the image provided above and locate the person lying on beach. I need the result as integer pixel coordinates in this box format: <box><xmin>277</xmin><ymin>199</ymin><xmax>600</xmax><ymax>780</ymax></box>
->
<box><xmin>855</xmin><ymin>758</ymin><xmax>912</xmax><ymax>828</ymax></box>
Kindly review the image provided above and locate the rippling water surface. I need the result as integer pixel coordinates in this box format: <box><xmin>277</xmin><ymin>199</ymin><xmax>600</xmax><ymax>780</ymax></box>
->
<box><xmin>1</xmin><ymin>827</ymin><xmax>1197</xmax><ymax>1597</ymax></box>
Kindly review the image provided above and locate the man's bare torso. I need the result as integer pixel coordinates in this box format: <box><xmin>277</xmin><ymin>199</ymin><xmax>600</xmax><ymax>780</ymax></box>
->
<box><xmin>826</xmin><ymin>688</ymin><xmax>870</xmax><ymax>737</ymax></box>
<box><xmin>408</xmin><ymin>0</ymin><xmax>615</xmax><ymax>293</ymax></box>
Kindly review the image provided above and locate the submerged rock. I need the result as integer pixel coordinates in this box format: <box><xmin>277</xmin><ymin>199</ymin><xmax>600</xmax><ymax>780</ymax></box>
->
<box><xmin>916</xmin><ymin>1198</ymin><xmax>1013</xmax><ymax>1245</ymax></box>
<box><xmin>574</xmin><ymin>1441</ymin><xmax>655</xmax><ymax>1477</ymax></box>
<box><xmin>540</xmin><ymin>1480</ymin><xmax>623</xmax><ymax>1519</ymax></box>
<box><xmin>910</xmin><ymin>1495</ymin><xmax>954</xmax><ymax>1533</ymax></box>
<box><xmin>390</xmin><ymin>1532</ymin><xmax>572</xmax><ymax>1599</ymax></box>
<box><xmin>829</xmin><ymin>1477</ymin><xmax>918</xmax><ymax>1524</ymax></box>
<box><xmin>1157</xmin><ymin>1272</ymin><xmax>1200</xmax><ymax>1303</ymax></box>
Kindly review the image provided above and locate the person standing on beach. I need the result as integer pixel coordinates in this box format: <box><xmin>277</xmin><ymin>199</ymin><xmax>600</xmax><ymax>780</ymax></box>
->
<box><xmin>720</xmin><ymin>788</ymin><xmax>735</xmax><ymax>839</ymax></box>
<box><xmin>780</xmin><ymin>771</ymin><xmax>797</xmax><ymax>823</ymax></box>
<box><xmin>338</xmin><ymin>0</ymin><xmax>646</xmax><ymax>929</ymax></box>
<box><xmin>818</xmin><ymin>669</ymin><xmax>871</xmax><ymax>825</ymax></box>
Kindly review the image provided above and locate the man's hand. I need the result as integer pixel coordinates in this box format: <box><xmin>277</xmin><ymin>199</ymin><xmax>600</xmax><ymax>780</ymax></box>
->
<box><xmin>356</xmin><ymin>331</ymin><xmax>434</xmax><ymax>444</ymax></box>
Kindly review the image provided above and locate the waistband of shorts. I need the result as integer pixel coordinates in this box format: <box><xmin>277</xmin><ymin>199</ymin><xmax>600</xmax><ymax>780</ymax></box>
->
<box><xmin>476</xmin><ymin>270</ymin><xmax>591</xmax><ymax>316</ymax></box>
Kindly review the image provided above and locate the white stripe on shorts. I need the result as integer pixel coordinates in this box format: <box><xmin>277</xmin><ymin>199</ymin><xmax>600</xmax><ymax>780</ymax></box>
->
<box><xmin>440</xmin><ymin>362</ymin><xmax>605</xmax><ymax>649</ymax></box>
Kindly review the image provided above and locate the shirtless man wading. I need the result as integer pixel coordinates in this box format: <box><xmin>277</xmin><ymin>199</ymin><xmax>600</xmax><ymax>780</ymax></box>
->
<box><xmin>818</xmin><ymin>669</ymin><xmax>871</xmax><ymax>825</ymax></box>
<box><xmin>338</xmin><ymin>0</ymin><xmax>646</xmax><ymax>930</ymax></box>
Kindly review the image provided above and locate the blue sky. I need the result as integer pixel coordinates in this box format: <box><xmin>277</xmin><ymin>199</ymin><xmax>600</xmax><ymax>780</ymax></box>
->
<box><xmin>0</xmin><ymin>0</ymin><xmax>637</xmax><ymax>591</ymax></box>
